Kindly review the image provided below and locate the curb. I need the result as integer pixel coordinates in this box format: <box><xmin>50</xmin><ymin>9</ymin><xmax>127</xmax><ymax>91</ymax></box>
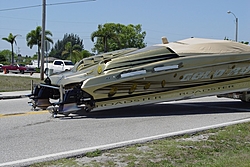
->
<box><xmin>0</xmin><ymin>95</ymin><xmax>29</xmax><ymax>100</ymax></box>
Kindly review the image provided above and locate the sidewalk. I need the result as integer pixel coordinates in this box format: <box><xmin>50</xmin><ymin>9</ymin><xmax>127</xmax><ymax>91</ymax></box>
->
<box><xmin>0</xmin><ymin>90</ymin><xmax>32</xmax><ymax>100</ymax></box>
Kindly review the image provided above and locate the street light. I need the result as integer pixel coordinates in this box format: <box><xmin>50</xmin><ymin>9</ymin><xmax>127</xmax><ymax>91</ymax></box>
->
<box><xmin>227</xmin><ymin>10</ymin><xmax>238</xmax><ymax>42</ymax></box>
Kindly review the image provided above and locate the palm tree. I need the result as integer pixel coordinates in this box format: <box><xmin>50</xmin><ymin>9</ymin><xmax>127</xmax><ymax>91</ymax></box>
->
<box><xmin>91</xmin><ymin>24</ymin><xmax>120</xmax><ymax>53</ymax></box>
<box><xmin>2</xmin><ymin>33</ymin><xmax>20</xmax><ymax>64</ymax></box>
<box><xmin>80</xmin><ymin>50</ymin><xmax>91</xmax><ymax>59</ymax></box>
<box><xmin>62</xmin><ymin>42</ymin><xmax>82</xmax><ymax>63</ymax></box>
<box><xmin>26</xmin><ymin>26</ymin><xmax>53</xmax><ymax>67</ymax></box>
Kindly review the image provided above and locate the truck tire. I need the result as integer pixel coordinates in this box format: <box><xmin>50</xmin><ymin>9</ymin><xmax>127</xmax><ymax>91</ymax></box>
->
<box><xmin>20</xmin><ymin>70</ymin><xmax>24</xmax><ymax>74</ymax></box>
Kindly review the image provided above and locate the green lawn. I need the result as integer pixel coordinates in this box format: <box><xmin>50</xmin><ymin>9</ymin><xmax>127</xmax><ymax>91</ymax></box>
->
<box><xmin>0</xmin><ymin>75</ymin><xmax>41</xmax><ymax>92</ymax></box>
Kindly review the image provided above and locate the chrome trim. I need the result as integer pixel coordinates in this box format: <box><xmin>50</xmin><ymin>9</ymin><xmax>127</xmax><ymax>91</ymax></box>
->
<box><xmin>121</xmin><ymin>70</ymin><xmax>147</xmax><ymax>78</ymax></box>
<box><xmin>40</xmin><ymin>84</ymin><xmax>60</xmax><ymax>89</ymax></box>
<box><xmin>60</xmin><ymin>85</ymin><xmax>64</xmax><ymax>102</ymax></box>
<box><xmin>154</xmin><ymin>65</ymin><xmax>179</xmax><ymax>72</ymax></box>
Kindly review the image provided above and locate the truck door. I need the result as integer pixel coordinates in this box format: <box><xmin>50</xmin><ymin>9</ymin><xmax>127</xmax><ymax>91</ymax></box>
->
<box><xmin>54</xmin><ymin>60</ymin><xmax>63</xmax><ymax>72</ymax></box>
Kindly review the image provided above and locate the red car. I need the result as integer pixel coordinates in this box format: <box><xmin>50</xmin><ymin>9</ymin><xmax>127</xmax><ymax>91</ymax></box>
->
<box><xmin>2</xmin><ymin>64</ymin><xmax>36</xmax><ymax>74</ymax></box>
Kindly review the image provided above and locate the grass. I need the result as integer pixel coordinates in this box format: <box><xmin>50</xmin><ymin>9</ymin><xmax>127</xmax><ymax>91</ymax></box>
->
<box><xmin>0</xmin><ymin>75</ymin><xmax>41</xmax><ymax>92</ymax></box>
<box><xmin>31</xmin><ymin>122</ymin><xmax>250</xmax><ymax>167</ymax></box>
<box><xmin>85</xmin><ymin>149</ymin><xmax>102</xmax><ymax>158</ymax></box>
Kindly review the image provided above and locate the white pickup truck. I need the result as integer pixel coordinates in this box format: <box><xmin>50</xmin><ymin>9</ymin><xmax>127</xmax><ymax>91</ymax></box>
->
<box><xmin>45</xmin><ymin>60</ymin><xmax>74</xmax><ymax>74</ymax></box>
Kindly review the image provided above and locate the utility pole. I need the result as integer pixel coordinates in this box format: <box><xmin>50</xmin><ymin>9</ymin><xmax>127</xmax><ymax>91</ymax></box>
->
<box><xmin>40</xmin><ymin>0</ymin><xmax>46</xmax><ymax>80</ymax></box>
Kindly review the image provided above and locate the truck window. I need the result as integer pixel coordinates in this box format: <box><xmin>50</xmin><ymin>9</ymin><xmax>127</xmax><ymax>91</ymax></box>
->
<box><xmin>54</xmin><ymin>61</ymin><xmax>62</xmax><ymax>65</ymax></box>
<box><xmin>64</xmin><ymin>61</ymin><xmax>74</xmax><ymax>65</ymax></box>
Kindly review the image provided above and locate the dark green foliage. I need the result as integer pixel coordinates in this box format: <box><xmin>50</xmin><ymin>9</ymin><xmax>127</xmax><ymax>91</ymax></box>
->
<box><xmin>2</xmin><ymin>33</ymin><xmax>20</xmax><ymax>64</ymax></box>
<box><xmin>49</xmin><ymin>33</ymin><xmax>84</xmax><ymax>59</ymax></box>
<box><xmin>0</xmin><ymin>53</ymin><xmax>7</xmax><ymax>63</ymax></box>
<box><xmin>91</xmin><ymin>23</ymin><xmax>146</xmax><ymax>53</ymax></box>
<box><xmin>240</xmin><ymin>41</ymin><xmax>249</xmax><ymax>45</ymax></box>
<box><xmin>0</xmin><ymin>49</ymin><xmax>13</xmax><ymax>64</ymax></box>
<box><xmin>26</xmin><ymin>26</ymin><xmax>53</xmax><ymax>67</ymax></box>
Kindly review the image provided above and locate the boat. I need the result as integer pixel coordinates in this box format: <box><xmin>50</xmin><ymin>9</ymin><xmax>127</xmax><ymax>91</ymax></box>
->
<box><xmin>28</xmin><ymin>37</ymin><xmax>250</xmax><ymax>117</ymax></box>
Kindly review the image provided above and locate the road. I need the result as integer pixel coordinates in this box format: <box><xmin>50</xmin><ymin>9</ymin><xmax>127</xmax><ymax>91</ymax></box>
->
<box><xmin>0</xmin><ymin>96</ymin><xmax>250</xmax><ymax>166</ymax></box>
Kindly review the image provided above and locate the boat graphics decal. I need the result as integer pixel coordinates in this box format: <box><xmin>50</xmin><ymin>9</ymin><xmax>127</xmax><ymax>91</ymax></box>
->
<box><xmin>180</xmin><ymin>65</ymin><xmax>250</xmax><ymax>81</ymax></box>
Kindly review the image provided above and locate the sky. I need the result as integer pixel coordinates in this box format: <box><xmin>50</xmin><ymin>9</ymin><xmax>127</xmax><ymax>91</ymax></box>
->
<box><xmin>0</xmin><ymin>0</ymin><xmax>249</xmax><ymax>57</ymax></box>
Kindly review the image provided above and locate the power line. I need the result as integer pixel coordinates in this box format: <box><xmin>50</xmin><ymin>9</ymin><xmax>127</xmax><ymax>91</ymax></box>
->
<box><xmin>0</xmin><ymin>5</ymin><xmax>41</xmax><ymax>12</ymax></box>
<box><xmin>47</xmin><ymin>0</ymin><xmax>96</xmax><ymax>6</ymax></box>
<box><xmin>0</xmin><ymin>0</ymin><xmax>96</xmax><ymax>12</ymax></box>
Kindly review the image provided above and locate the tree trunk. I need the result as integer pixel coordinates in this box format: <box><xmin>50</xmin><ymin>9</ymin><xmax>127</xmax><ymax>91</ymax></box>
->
<box><xmin>11</xmin><ymin>43</ymin><xmax>14</xmax><ymax>64</ymax></box>
<box><xmin>104</xmin><ymin>37</ymin><xmax>108</xmax><ymax>53</ymax></box>
<box><xmin>37</xmin><ymin>47</ymin><xmax>41</xmax><ymax>68</ymax></box>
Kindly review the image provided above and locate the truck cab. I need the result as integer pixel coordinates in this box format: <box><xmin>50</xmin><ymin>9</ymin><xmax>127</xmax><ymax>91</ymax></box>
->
<box><xmin>45</xmin><ymin>60</ymin><xmax>74</xmax><ymax>74</ymax></box>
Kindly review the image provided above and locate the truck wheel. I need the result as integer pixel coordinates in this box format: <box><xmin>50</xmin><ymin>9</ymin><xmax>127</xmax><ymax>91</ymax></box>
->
<box><xmin>20</xmin><ymin>70</ymin><xmax>24</xmax><ymax>74</ymax></box>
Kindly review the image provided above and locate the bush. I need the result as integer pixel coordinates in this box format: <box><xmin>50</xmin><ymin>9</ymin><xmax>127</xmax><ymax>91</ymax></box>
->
<box><xmin>35</xmin><ymin>68</ymin><xmax>40</xmax><ymax>73</ymax></box>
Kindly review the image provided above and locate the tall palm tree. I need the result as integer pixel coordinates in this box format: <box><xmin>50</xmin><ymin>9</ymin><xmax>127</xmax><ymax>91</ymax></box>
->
<box><xmin>2</xmin><ymin>33</ymin><xmax>20</xmax><ymax>64</ymax></box>
<box><xmin>62</xmin><ymin>42</ymin><xmax>82</xmax><ymax>63</ymax></box>
<box><xmin>91</xmin><ymin>24</ymin><xmax>119</xmax><ymax>53</ymax></box>
<box><xmin>26</xmin><ymin>26</ymin><xmax>53</xmax><ymax>67</ymax></box>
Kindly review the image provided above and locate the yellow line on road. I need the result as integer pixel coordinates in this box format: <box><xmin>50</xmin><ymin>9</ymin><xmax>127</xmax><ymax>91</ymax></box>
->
<box><xmin>0</xmin><ymin>110</ymin><xmax>48</xmax><ymax>118</ymax></box>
